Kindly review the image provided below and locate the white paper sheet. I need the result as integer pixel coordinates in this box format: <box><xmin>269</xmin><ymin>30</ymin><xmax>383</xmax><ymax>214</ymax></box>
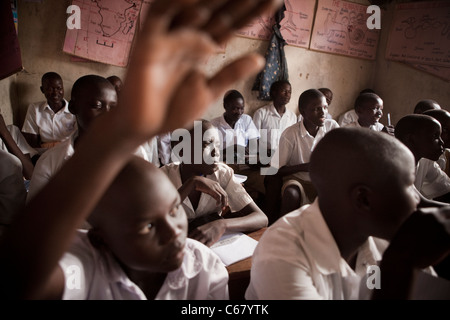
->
<box><xmin>210</xmin><ymin>232</ymin><xmax>258</xmax><ymax>266</ymax></box>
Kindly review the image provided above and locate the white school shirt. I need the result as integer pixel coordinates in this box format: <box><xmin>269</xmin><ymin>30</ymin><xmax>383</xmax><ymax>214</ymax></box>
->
<box><xmin>141</xmin><ymin>136</ymin><xmax>161</xmax><ymax>167</ymax></box>
<box><xmin>210</xmin><ymin>114</ymin><xmax>260</xmax><ymax>149</ymax></box>
<box><xmin>160</xmin><ymin>162</ymin><xmax>253</xmax><ymax>220</ymax></box>
<box><xmin>22</xmin><ymin>100</ymin><xmax>77</xmax><ymax>143</ymax></box>
<box><xmin>271</xmin><ymin>119</ymin><xmax>339</xmax><ymax>181</ymax></box>
<box><xmin>252</xmin><ymin>103</ymin><xmax>297</xmax><ymax>152</ymax></box>
<box><xmin>344</xmin><ymin>120</ymin><xmax>384</xmax><ymax>131</ymax></box>
<box><xmin>27</xmin><ymin>132</ymin><xmax>149</xmax><ymax>202</ymax></box>
<box><xmin>338</xmin><ymin>109</ymin><xmax>358</xmax><ymax>127</ymax></box>
<box><xmin>0</xmin><ymin>125</ymin><xmax>38</xmax><ymax>158</ymax></box>
<box><xmin>415</xmin><ymin>158</ymin><xmax>450</xmax><ymax>199</ymax></box>
<box><xmin>60</xmin><ymin>231</ymin><xmax>229</xmax><ymax>300</ymax></box>
<box><xmin>245</xmin><ymin>198</ymin><xmax>388</xmax><ymax>300</ymax></box>
<box><xmin>0</xmin><ymin>150</ymin><xmax>26</xmax><ymax>228</ymax></box>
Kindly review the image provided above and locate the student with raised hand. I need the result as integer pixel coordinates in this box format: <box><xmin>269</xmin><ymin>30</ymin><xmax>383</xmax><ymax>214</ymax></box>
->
<box><xmin>394</xmin><ymin>114</ymin><xmax>450</xmax><ymax>204</ymax></box>
<box><xmin>0</xmin><ymin>0</ymin><xmax>283</xmax><ymax>300</ymax></box>
<box><xmin>246</xmin><ymin>127</ymin><xmax>450</xmax><ymax>300</ymax></box>
<box><xmin>162</xmin><ymin>120</ymin><xmax>268</xmax><ymax>247</ymax></box>
<box><xmin>21</xmin><ymin>72</ymin><xmax>77</xmax><ymax>150</ymax></box>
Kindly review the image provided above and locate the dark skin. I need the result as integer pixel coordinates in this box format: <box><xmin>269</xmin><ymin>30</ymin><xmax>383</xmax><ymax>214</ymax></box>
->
<box><xmin>176</xmin><ymin>122</ymin><xmax>268</xmax><ymax>247</ymax></box>
<box><xmin>271</xmin><ymin>83</ymin><xmax>292</xmax><ymax>117</ymax></box>
<box><xmin>22</xmin><ymin>77</ymin><xmax>66</xmax><ymax>148</ymax></box>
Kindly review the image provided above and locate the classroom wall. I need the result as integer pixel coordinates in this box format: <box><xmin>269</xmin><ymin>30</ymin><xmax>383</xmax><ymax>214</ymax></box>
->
<box><xmin>2</xmin><ymin>0</ymin><xmax>449</xmax><ymax>130</ymax></box>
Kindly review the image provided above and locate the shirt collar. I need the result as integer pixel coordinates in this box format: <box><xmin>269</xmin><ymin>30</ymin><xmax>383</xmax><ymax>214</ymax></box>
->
<box><xmin>302</xmin><ymin>199</ymin><xmax>384</xmax><ymax>277</ymax></box>
<box><xmin>41</xmin><ymin>99</ymin><xmax>70</xmax><ymax>114</ymax></box>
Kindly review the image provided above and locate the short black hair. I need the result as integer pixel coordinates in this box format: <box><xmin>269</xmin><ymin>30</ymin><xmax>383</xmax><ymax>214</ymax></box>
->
<box><xmin>223</xmin><ymin>90</ymin><xmax>244</xmax><ymax>106</ymax></box>
<box><xmin>354</xmin><ymin>93</ymin><xmax>382</xmax><ymax>112</ymax></box>
<box><xmin>41</xmin><ymin>72</ymin><xmax>62</xmax><ymax>84</ymax></box>
<box><xmin>269</xmin><ymin>80</ymin><xmax>291</xmax><ymax>99</ymax></box>
<box><xmin>298</xmin><ymin>89</ymin><xmax>324</xmax><ymax>113</ymax></box>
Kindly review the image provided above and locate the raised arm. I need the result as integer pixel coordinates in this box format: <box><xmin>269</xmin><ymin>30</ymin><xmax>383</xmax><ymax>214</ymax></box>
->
<box><xmin>0</xmin><ymin>0</ymin><xmax>283</xmax><ymax>299</ymax></box>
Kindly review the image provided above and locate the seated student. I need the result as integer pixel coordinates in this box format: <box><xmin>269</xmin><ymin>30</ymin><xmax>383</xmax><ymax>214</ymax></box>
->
<box><xmin>0</xmin><ymin>150</ymin><xmax>27</xmax><ymax>238</ymax></box>
<box><xmin>0</xmin><ymin>0</ymin><xmax>281</xmax><ymax>299</ymax></box>
<box><xmin>338</xmin><ymin>88</ymin><xmax>376</xmax><ymax>127</ymax></box>
<box><xmin>298</xmin><ymin>87</ymin><xmax>334</xmax><ymax>122</ymax></box>
<box><xmin>106</xmin><ymin>75</ymin><xmax>123</xmax><ymax>96</ymax></box>
<box><xmin>65</xmin><ymin>157</ymin><xmax>229</xmax><ymax>299</ymax></box>
<box><xmin>394</xmin><ymin>114</ymin><xmax>450</xmax><ymax>203</ymax></box>
<box><xmin>252</xmin><ymin>80</ymin><xmax>297</xmax><ymax>157</ymax></box>
<box><xmin>21</xmin><ymin>72</ymin><xmax>77</xmax><ymax>150</ymax></box>
<box><xmin>267</xmin><ymin>89</ymin><xmax>339</xmax><ymax>220</ymax></box>
<box><xmin>161</xmin><ymin>120</ymin><xmax>268</xmax><ymax>247</ymax></box>
<box><xmin>424</xmin><ymin>109</ymin><xmax>450</xmax><ymax>178</ymax></box>
<box><xmin>413</xmin><ymin>99</ymin><xmax>441</xmax><ymax>114</ymax></box>
<box><xmin>210</xmin><ymin>90</ymin><xmax>259</xmax><ymax>164</ymax></box>
<box><xmin>344</xmin><ymin>92</ymin><xmax>386</xmax><ymax>131</ymax></box>
<box><xmin>246</xmin><ymin>127</ymin><xmax>450</xmax><ymax>300</ymax></box>
<box><xmin>0</xmin><ymin>114</ymin><xmax>36</xmax><ymax>180</ymax></box>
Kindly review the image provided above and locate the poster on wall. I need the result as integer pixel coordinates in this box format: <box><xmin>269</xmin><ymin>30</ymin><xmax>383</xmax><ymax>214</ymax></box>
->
<box><xmin>63</xmin><ymin>0</ymin><xmax>144</xmax><ymax>67</ymax></box>
<box><xmin>309</xmin><ymin>0</ymin><xmax>381</xmax><ymax>60</ymax></box>
<box><xmin>279</xmin><ymin>0</ymin><xmax>315</xmax><ymax>49</ymax></box>
<box><xmin>0</xmin><ymin>0</ymin><xmax>23</xmax><ymax>80</ymax></box>
<box><xmin>386</xmin><ymin>1</ymin><xmax>450</xmax><ymax>68</ymax></box>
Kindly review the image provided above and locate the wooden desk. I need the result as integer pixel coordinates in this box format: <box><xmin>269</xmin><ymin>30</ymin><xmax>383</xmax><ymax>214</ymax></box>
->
<box><xmin>226</xmin><ymin>227</ymin><xmax>267</xmax><ymax>300</ymax></box>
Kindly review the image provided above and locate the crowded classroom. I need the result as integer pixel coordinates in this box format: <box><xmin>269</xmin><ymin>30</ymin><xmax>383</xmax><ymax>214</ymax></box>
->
<box><xmin>0</xmin><ymin>0</ymin><xmax>449</xmax><ymax>304</ymax></box>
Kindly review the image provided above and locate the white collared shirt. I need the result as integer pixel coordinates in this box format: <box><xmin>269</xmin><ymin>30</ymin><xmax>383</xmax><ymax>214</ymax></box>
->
<box><xmin>0</xmin><ymin>125</ymin><xmax>38</xmax><ymax>158</ymax></box>
<box><xmin>210</xmin><ymin>114</ymin><xmax>259</xmax><ymax>149</ymax></box>
<box><xmin>416</xmin><ymin>157</ymin><xmax>450</xmax><ymax>199</ymax></box>
<box><xmin>22</xmin><ymin>100</ymin><xmax>77</xmax><ymax>143</ymax></box>
<box><xmin>252</xmin><ymin>103</ymin><xmax>297</xmax><ymax>151</ymax></box>
<box><xmin>338</xmin><ymin>109</ymin><xmax>358</xmax><ymax>127</ymax></box>
<box><xmin>160</xmin><ymin>162</ymin><xmax>253</xmax><ymax>220</ymax></box>
<box><xmin>344</xmin><ymin>120</ymin><xmax>384</xmax><ymax>131</ymax></box>
<box><xmin>270</xmin><ymin>119</ymin><xmax>339</xmax><ymax>181</ymax></box>
<box><xmin>27</xmin><ymin>132</ymin><xmax>149</xmax><ymax>202</ymax></box>
<box><xmin>245</xmin><ymin>199</ymin><xmax>388</xmax><ymax>300</ymax></box>
<box><xmin>60</xmin><ymin>231</ymin><xmax>229</xmax><ymax>300</ymax></box>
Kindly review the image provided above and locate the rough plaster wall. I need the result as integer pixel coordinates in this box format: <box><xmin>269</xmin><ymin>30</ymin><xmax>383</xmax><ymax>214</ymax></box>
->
<box><xmin>7</xmin><ymin>0</ymin><xmax>449</xmax><ymax>130</ymax></box>
<box><xmin>372</xmin><ymin>2</ymin><xmax>450</xmax><ymax>126</ymax></box>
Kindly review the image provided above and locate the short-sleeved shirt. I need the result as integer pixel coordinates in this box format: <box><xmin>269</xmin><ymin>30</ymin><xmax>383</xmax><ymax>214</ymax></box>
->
<box><xmin>245</xmin><ymin>198</ymin><xmax>388</xmax><ymax>300</ymax></box>
<box><xmin>344</xmin><ymin>120</ymin><xmax>384</xmax><ymax>131</ymax></box>
<box><xmin>160</xmin><ymin>162</ymin><xmax>253</xmax><ymax>220</ymax></box>
<box><xmin>271</xmin><ymin>119</ymin><xmax>339</xmax><ymax>181</ymax></box>
<box><xmin>210</xmin><ymin>114</ymin><xmax>259</xmax><ymax>149</ymax></box>
<box><xmin>252</xmin><ymin>103</ymin><xmax>297</xmax><ymax>152</ymax></box>
<box><xmin>338</xmin><ymin>109</ymin><xmax>358</xmax><ymax>127</ymax></box>
<box><xmin>60</xmin><ymin>231</ymin><xmax>229</xmax><ymax>300</ymax></box>
<box><xmin>416</xmin><ymin>157</ymin><xmax>450</xmax><ymax>199</ymax></box>
<box><xmin>22</xmin><ymin>100</ymin><xmax>77</xmax><ymax>143</ymax></box>
<box><xmin>0</xmin><ymin>125</ymin><xmax>38</xmax><ymax>158</ymax></box>
<box><xmin>27</xmin><ymin>132</ymin><xmax>149</xmax><ymax>202</ymax></box>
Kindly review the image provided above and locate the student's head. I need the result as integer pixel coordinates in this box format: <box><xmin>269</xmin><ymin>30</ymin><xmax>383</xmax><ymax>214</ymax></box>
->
<box><xmin>87</xmin><ymin>157</ymin><xmax>188</xmax><ymax>273</ymax></box>
<box><xmin>424</xmin><ymin>109</ymin><xmax>450</xmax><ymax>149</ymax></box>
<box><xmin>69</xmin><ymin>75</ymin><xmax>117</xmax><ymax>132</ymax></box>
<box><xmin>40</xmin><ymin>72</ymin><xmax>64</xmax><ymax>107</ymax></box>
<box><xmin>354</xmin><ymin>93</ymin><xmax>383</xmax><ymax>127</ymax></box>
<box><xmin>298</xmin><ymin>89</ymin><xmax>327</xmax><ymax>127</ymax></box>
<box><xmin>106</xmin><ymin>76</ymin><xmax>123</xmax><ymax>95</ymax></box>
<box><xmin>310</xmin><ymin>127</ymin><xmax>420</xmax><ymax>240</ymax></box>
<box><xmin>173</xmin><ymin>120</ymin><xmax>220</xmax><ymax>175</ymax></box>
<box><xmin>318</xmin><ymin>88</ymin><xmax>333</xmax><ymax>106</ymax></box>
<box><xmin>270</xmin><ymin>80</ymin><xmax>291</xmax><ymax>106</ymax></box>
<box><xmin>413</xmin><ymin>99</ymin><xmax>441</xmax><ymax>114</ymax></box>
<box><xmin>395</xmin><ymin>114</ymin><xmax>444</xmax><ymax>163</ymax></box>
<box><xmin>223</xmin><ymin>90</ymin><xmax>244</xmax><ymax>123</ymax></box>
<box><xmin>359</xmin><ymin>88</ymin><xmax>376</xmax><ymax>95</ymax></box>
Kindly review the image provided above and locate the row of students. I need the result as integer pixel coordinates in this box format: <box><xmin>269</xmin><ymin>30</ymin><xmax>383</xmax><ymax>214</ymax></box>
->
<box><xmin>0</xmin><ymin>0</ymin><xmax>448</xmax><ymax>300</ymax></box>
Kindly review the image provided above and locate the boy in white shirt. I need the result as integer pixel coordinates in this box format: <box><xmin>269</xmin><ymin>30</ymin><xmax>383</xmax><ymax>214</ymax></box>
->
<box><xmin>22</xmin><ymin>72</ymin><xmax>77</xmax><ymax>150</ymax></box>
<box><xmin>344</xmin><ymin>92</ymin><xmax>386</xmax><ymax>132</ymax></box>
<box><xmin>268</xmin><ymin>89</ymin><xmax>339</xmax><ymax>217</ymax></box>
<box><xmin>246</xmin><ymin>127</ymin><xmax>450</xmax><ymax>300</ymax></box>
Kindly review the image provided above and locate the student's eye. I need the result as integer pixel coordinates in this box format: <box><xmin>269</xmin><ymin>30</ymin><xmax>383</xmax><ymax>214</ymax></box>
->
<box><xmin>170</xmin><ymin>204</ymin><xmax>180</xmax><ymax>217</ymax></box>
<box><xmin>147</xmin><ymin>223</ymin><xmax>153</xmax><ymax>230</ymax></box>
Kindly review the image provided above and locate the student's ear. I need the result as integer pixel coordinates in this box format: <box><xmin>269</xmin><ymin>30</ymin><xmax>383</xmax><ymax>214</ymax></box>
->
<box><xmin>350</xmin><ymin>184</ymin><xmax>374</xmax><ymax>215</ymax></box>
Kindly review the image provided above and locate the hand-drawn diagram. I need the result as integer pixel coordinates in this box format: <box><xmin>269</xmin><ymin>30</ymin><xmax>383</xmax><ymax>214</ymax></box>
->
<box><xmin>235</xmin><ymin>13</ymin><xmax>276</xmax><ymax>41</ymax></box>
<box><xmin>279</xmin><ymin>0</ymin><xmax>315</xmax><ymax>49</ymax></box>
<box><xmin>63</xmin><ymin>0</ymin><xmax>143</xmax><ymax>67</ymax></box>
<box><xmin>310</xmin><ymin>0</ymin><xmax>381</xmax><ymax>60</ymax></box>
<box><xmin>386</xmin><ymin>1</ymin><xmax>450</xmax><ymax>68</ymax></box>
